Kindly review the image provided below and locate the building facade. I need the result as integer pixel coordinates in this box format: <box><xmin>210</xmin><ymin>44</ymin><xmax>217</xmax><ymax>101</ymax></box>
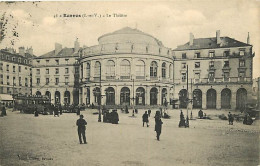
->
<box><xmin>31</xmin><ymin>40</ymin><xmax>80</xmax><ymax>105</ymax></box>
<box><xmin>173</xmin><ymin>31</ymin><xmax>254</xmax><ymax>110</ymax></box>
<box><xmin>0</xmin><ymin>47</ymin><xmax>34</xmax><ymax>96</ymax></box>
<box><xmin>78</xmin><ymin>27</ymin><xmax>174</xmax><ymax>107</ymax></box>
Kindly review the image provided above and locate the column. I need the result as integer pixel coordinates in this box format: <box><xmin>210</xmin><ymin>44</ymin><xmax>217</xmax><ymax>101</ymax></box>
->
<box><xmin>202</xmin><ymin>91</ymin><xmax>207</xmax><ymax>109</ymax></box>
<box><xmin>231</xmin><ymin>90</ymin><xmax>236</xmax><ymax>110</ymax></box>
<box><xmin>216</xmin><ymin>92</ymin><xmax>221</xmax><ymax>110</ymax></box>
<box><xmin>60</xmin><ymin>90</ymin><xmax>64</xmax><ymax>105</ymax></box>
<box><xmin>146</xmin><ymin>59</ymin><xmax>150</xmax><ymax>80</ymax></box>
<box><xmin>89</xmin><ymin>86</ymin><xmax>95</xmax><ymax>105</ymax></box>
<box><xmin>158</xmin><ymin>86</ymin><xmax>161</xmax><ymax>105</ymax></box>
<box><xmin>116</xmin><ymin>86</ymin><xmax>121</xmax><ymax>105</ymax></box>
<box><xmin>101</xmin><ymin>87</ymin><xmax>106</xmax><ymax>105</ymax></box>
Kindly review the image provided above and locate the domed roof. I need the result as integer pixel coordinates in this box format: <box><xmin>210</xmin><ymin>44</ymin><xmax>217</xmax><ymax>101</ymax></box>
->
<box><xmin>98</xmin><ymin>27</ymin><xmax>163</xmax><ymax>46</ymax></box>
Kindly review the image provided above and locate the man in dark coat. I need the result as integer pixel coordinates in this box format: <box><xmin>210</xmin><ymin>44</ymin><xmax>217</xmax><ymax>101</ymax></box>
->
<box><xmin>198</xmin><ymin>110</ymin><xmax>203</xmax><ymax>119</ymax></box>
<box><xmin>125</xmin><ymin>105</ymin><xmax>129</xmax><ymax>114</ymax></box>
<box><xmin>1</xmin><ymin>105</ymin><xmax>7</xmax><ymax>116</ymax></box>
<box><xmin>228</xmin><ymin>112</ymin><xmax>233</xmax><ymax>125</ymax></box>
<box><xmin>34</xmin><ymin>106</ymin><xmax>39</xmax><ymax>117</ymax></box>
<box><xmin>76</xmin><ymin>115</ymin><xmax>87</xmax><ymax>144</ymax></box>
<box><xmin>76</xmin><ymin>106</ymin><xmax>80</xmax><ymax>115</ymax></box>
<box><xmin>155</xmin><ymin>111</ymin><xmax>163</xmax><ymax>141</ymax></box>
<box><xmin>142</xmin><ymin>111</ymin><xmax>149</xmax><ymax>127</ymax></box>
<box><xmin>111</xmin><ymin>110</ymin><xmax>119</xmax><ymax>124</ymax></box>
<box><xmin>148</xmin><ymin>109</ymin><xmax>151</xmax><ymax>117</ymax></box>
<box><xmin>179</xmin><ymin>110</ymin><xmax>186</xmax><ymax>127</ymax></box>
<box><xmin>59</xmin><ymin>105</ymin><xmax>62</xmax><ymax>115</ymax></box>
<box><xmin>54</xmin><ymin>105</ymin><xmax>59</xmax><ymax>117</ymax></box>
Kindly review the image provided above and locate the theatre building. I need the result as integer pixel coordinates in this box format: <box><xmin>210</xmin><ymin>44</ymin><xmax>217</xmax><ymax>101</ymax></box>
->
<box><xmin>78</xmin><ymin>27</ymin><xmax>174</xmax><ymax>107</ymax></box>
<box><xmin>31</xmin><ymin>40</ymin><xmax>80</xmax><ymax>105</ymax></box>
<box><xmin>173</xmin><ymin>31</ymin><xmax>254</xmax><ymax>110</ymax></box>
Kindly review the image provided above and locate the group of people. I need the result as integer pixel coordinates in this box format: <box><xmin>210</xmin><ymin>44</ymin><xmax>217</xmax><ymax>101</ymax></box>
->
<box><xmin>103</xmin><ymin>109</ymin><xmax>119</xmax><ymax>124</ymax></box>
<box><xmin>179</xmin><ymin>110</ymin><xmax>189</xmax><ymax>128</ymax></box>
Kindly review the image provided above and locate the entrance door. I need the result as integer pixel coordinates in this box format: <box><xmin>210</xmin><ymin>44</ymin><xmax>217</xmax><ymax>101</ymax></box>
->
<box><xmin>236</xmin><ymin>88</ymin><xmax>247</xmax><ymax>110</ymax></box>
<box><xmin>136</xmin><ymin>87</ymin><xmax>145</xmax><ymax>105</ymax></box>
<box><xmin>120</xmin><ymin>87</ymin><xmax>130</xmax><ymax>105</ymax></box>
<box><xmin>193</xmin><ymin>89</ymin><xmax>202</xmax><ymax>108</ymax></box>
<box><xmin>221</xmin><ymin>88</ymin><xmax>231</xmax><ymax>109</ymax></box>
<box><xmin>207</xmin><ymin>89</ymin><xmax>216</xmax><ymax>109</ymax></box>
<box><xmin>179</xmin><ymin>89</ymin><xmax>187</xmax><ymax>108</ymax></box>
<box><xmin>150</xmin><ymin>88</ymin><xmax>158</xmax><ymax>105</ymax></box>
<box><xmin>106</xmin><ymin>87</ymin><xmax>115</xmax><ymax>105</ymax></box>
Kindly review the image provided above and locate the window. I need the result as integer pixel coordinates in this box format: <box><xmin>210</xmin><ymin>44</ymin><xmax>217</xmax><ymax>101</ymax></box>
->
<box><xmin>6</xmin><ymin>64</ymin><xmax>9</xmax><ymax>71</ymax></box>
<box><xmin>120</xmin><ymin>60</ymin><xmax>130</xmax><ymax>79</ymax></box>
<box><xmin>18</xmin><ymin>58</ymin><xmax>21</xmax><ymax>63</ymax></box>
<box><xmin>6</xmin><ymin>55</ymin><xmax>9</xmax><ymax>60</ymax></box>
<box><xmin>223</xmin><ymin>50</ymin><xmax>230</xmax><ymax>57</ymax></box>
<box><xmin>162</xmin><ymin>62</ymin><xmax>166</xmax><ymax>78</ymax></box>
<box><xmin>55</xmin><ymin>68</ymin><xmax>59</xmax><ymax>74</ymax></box>
<box><xmin>36</xmin><ymin>69</ymin><xmax>40</xmax><ymax>74</ymax></box>
<box><xmin>106</xmin><ymin>60</ymin><xmax>115</xmax><ymax>78</ymax></box>
<box><xmin>13</xmin><ymin>66</ymin><xmax>15</xmax><ymax>72</ymax></box>
<box><xmin>37</xmin><ymin>60</ymin><xmax>40</xmax><ymax>64</ymax></box>
<box><xmin>19</xmin><ymin>77</ymin><xmax>21</xmax><ymax>86</ymax></box>
<box><xmin>239</xmin><ymin>71</ymin><xmax>245</xmax><ymax>81</ymax></box>
<box><xmin>239</xmin><ymin>59</ymin><xmax>245</xmax><ymax>67</ymax></box>
<box><xmin>24</xmin><ymin>59</ymin><xmax>27</xmax><ymax>64</ymax></box>
<box><xmin>195</xmin><ymin>52</ymin><xmax>200</xmax><ymax>58</ymax></box>
<box><xmin>25</xmin><ymin>78</ymin><xmax>28</xmax><ymax>87</ymax></box>
<box><xmin>224</xmin><ymin>61</ymin><xmax>229</xmax><ymax>68</ymax></box>
<box><xmin>195</xmin><ymin>73</ymin><xmax>200</xmax><ymax>82</ymax></box>
<box><xmin>209</xmin><ymin>61</ymin><xmax>214</xmax><ymax>68</ymax></box>
<box><xmin>195</xmin><ymin>62</ymin><xmax>200</xmax><ymax>68</ymax></box>
<box><xmin>65</xmin><ymin>68</ymin><xmax>69</xmax><ymax>74</ymax></box>
<box><xmin>12</xmin><ymin>57</ymin><xmax>15</xmax><ymax>61</ymax></box>
<box><xmin>0</xmin><ymin>63</ymin><xmax>3</xmax><ymax>70</ymax></box>
<box><xmin>182</xmin><ymin>53</ymin><xmax>186</xmax><ymax>59</ymax></box>
<box><xmin>224</xmin><ymin>72</ymin><xmax>229</xmax><ymax>81</ymax></box>
<box><xmin>46</xmin><ymin>68</ymin><xmax>49</xmax><ymax>74</ymax></box>
<box><xmin>136</xmin><ymin>60</ymin><xmax>145</xmax><ymax>78</ymax></box>
<box><xmin>65</xmin><ymin>77</ymin><xmax>69</xmax><ymax>85</ymax></box>
<box><xmin>46</xmin><ymin>60</ymin><xmax>49</xmax><ymax>64</ymax></box>
<box><xmin>209</xmin><ymin>51</ymin><xmax>215</xmax><ymax>58</ymax></box>
<box><xmin>37</xmin><ymin>78</ymin><xmax>40</xmax><ymax>84</ymax></box>
<box><xmin>181</xmin><ymin>63</ymin><xmax>186</xmax><ymax>69</ymax></box>
<box><xmin>209</xmin><ymin>72</ymin><xmax>215</xmax><ymax>81</ymax></box>
<box><xmin>55</xmin><ymin>78</ymin><xmax>59</xmax><ymax>85</ymax></box>
<box><xmin>25</xmin><ymin>67</ymin><xmax>27</xmax><ymax>70</ymax></box>
<box><xmin>13</xmin><ymin>77</ymin><xmax>16</xmax><ymax>86</ymax></box>
<box><xmin>181</xmin><ymin>73</ymin><xmax>186</xmax><ymax>82</ymax></box>
<box><xmin>7</xmin><ymin>76</ymin><xmax>9</xmax><ymax>85</ymax></box>
<box><xmin>19</xmin><ymin>66</ymin><xmax>21</xmax><ymax>72</ymax></box>
<box><xmin>55</xmin><ymin>59</ymin><xmax>59</xmax><ymax>65</ymax></box>
<box><xmin>86</xmin><ymin>63</ymin><xmax>90</xmax><ymax>79</ymax></box>
<box><xmin>94</xmin><ymin>61</ymin><xmax>101</xmax><ymax>78</ymax></box>
<box><xmin>75</xmin><ymin>66</ymin><xmax>79</xmax><ymax>73</ymax></box>
<box><xmin>65</xmin><ymin>59</ymin><xmax>69</xmax><ymax>64</ymax></box>
<box><xmin>46</xmin><ymin>78</ymin><xmax>49</xmax><ymax>85</ymax></box>
<box><xmin>239</xmin><ymin>50</ymin><xmax>245</xmax><ymax>56</ymax></box>
<box><xmin>150</xmin><ymin>61</ymin><xmax>158</xmax><ymax>77</ymax></box>
<box><xmin>0</xmin><ymin>74</ymin><xmax>3</xmax><ymax>84</ymax></box>
<box><xmin>169</xmin><ymin>64</ymin><xmax>172</xmax><ymax>79</ymax></box>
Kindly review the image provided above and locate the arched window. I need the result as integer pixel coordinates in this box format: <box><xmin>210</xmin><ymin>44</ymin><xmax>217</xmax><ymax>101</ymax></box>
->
<box><xmin>150</xmin><ymin>61</ymin><xmax>157</xmax><ymax>77</ymax></box>
<box><xmin>94</xmin><ymin>61</ymin><xmax>101</xmax><ymax>78</ymax></box>
<box><xmin>136</xmin><ymin>60</ymin><xmax>145</xmax><ymax>79</ymax></box>
<box><xmin>106</xmin><ymin>60</ymin><xmax>115</xmax><ymax>79</ymax></box>
<box><xmin>162</xmin><ymin>62</ymin><xmax>166</xmax><ymax>78</ymax></box>
<box><xmin>86</xmin><ymin>63</ymin><xmax>90</xmax><ymax>79</ymax></box>
<box><xmin>169</xmin><ymin>64</ymin><xmax>172</xmax><ymax>79</ymax></box>
<box><xmin>120</xmin><ymin>59</ymin><xmax>130</xmax><ymax>79</ymax></box>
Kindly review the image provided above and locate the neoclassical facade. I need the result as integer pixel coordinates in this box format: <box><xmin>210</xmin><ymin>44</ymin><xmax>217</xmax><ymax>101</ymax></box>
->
<box><xmin>78</xmin><ymin>27</ymin><xmax>174</xmax><ymax>107</ymax></box>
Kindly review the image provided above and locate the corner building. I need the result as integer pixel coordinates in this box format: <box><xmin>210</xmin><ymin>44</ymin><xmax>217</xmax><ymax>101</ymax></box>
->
<box><xmin>173</xmin><ymin>31</ymin><xmax>254</xmax><ymax>110</ymax></box>
<box><xmin>79</xmin><ymin>27</ymin><xmax>174</xmax><ymax>107</ymax></box>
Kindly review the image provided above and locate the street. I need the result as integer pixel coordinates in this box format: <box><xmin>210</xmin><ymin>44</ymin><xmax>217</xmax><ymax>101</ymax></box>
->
<box><xmin>0</xmin><ymin>108</ymin><xmax>259</xmax><ymax>166</ymax></box>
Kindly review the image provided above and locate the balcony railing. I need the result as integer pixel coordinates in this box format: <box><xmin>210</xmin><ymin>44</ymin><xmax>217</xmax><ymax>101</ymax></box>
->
<box><xmin>238</xmin><ymin>77</ymin><xmax>246</xmax><ymax>82</ymax></box>
<box><xmin>120</xmin><ymin>76</ymin><xmax>130</xmax><ymax>80</ymax></box>
<box><xmin>136</xmin><ymin>76</ymin><xmax>145</xmax><ymax>80</ymax></box>
<box><xmin>223</xmin><ymin>77</ymin><xmax>230</xmax><ymax>82</ymax></box>
<box><xmin>208</xmin><ymin>78</ymin><xmax>215</xmax><ymax>82</ymax></box>
<box><xmin>150</xmin><ymin>77</ymin><xmax>158</xmax><ymax>80</ymax></box>
<box><xmin>106</xmin><ymin>76</ymin><xmax>116</xmax><ymax>80</ymax></box>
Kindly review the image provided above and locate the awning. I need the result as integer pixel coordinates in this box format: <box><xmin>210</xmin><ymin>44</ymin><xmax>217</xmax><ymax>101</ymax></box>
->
<box><xmin>0</xmin><ymin>94</ymin><xmax>13</xmax><ymax>101</ymax></box>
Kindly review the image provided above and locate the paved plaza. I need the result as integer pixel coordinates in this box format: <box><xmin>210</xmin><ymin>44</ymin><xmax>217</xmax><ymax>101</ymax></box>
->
<box><xmin>0</xmin><ymin>108</ymin><xmax>259</xmax><ymax>166</ymax></box>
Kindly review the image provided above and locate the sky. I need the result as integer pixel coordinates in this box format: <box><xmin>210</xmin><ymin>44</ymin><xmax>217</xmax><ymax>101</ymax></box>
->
<box><xmin>0</xmin><ymin>0</ymin><xmax>259</xmax><ymax>78</ymax></box>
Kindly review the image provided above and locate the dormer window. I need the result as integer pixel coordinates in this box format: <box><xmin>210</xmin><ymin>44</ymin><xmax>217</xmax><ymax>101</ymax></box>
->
<box><xmin>195</xmin><ymin>52</ymin><xmax>200</xmax><ymax>58</ymax></box>
<box><xmin>223</xmin><ymin>50</ymin><xmax>230</xmax><ymax>57</ymax></box>
<box><xmin>239</xmin><ymin>50</ymin><xmax>245</xmax><ymax>56</ymax></box>
<box><xmin>55</xmin><ymin>59</ymin><xmax>59</xmax><ymax>65</ymax></box>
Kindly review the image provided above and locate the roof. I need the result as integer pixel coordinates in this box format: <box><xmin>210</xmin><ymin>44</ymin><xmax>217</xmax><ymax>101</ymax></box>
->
<box><xmin>98</xmin><ymin>27</ymin><xmax>163</xmax><ymax>46</ymax></box>
<box><xmin>37</xmin><ymin>47</ymin><xmax>78</xmax><ymax>58</ymax></box>
<box><xmin>0</xmin><ymin>94</ymin><xmax>13</xmax><ymax>101</ymax></box>
<box><xmin>174</xmin><ymin>37</ymin><xmax>251</xmax><ymax>51</ymax></box>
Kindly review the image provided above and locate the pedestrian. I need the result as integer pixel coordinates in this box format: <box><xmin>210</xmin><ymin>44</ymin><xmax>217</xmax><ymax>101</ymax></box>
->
<box><xmin>111</xmin><ymin>109</ymin><xmax>119</xmax><ymax>124</ymax></box>
<box><xmin>159</xmin><ymin>107</ymin><xmax>163</xmax><ymax>117</ymax></box>
<box><xmin>34</xmin><ymin>106</ymin><xmax>39</xmax><ymax>117</ymax></box>
<box><xmin>148</xmin><ymin>109</ymin><xmax>151</xmax><ymax>117</ymax></box>
<box><xmin>91</xmin><ymin>103</ymin><xmax>94</xmax><ymax>109</ymax></box>
<box><xmin>76</xmin><ymin>115</ymin><xmax>87</xmax><ymax>144</ymax></box>
<box><xmin>76</xmin><ymin>106</ymin><xmax>80</xmax><ymax>116</ymax></box>
<box><xmin>59</xmin><ymin>105</ymin><xmax>62</xmax><ymax>115</ymax></box>
<box><xmin>198</xmin><ymin>109</ymin><xmax>203</xmax><ymax>119</ymax></box>
<box><xmin>54</xmin><ymin>105</ymin><xmax>59</xmax><ymax>117</ymax></box>
<box><xmin>228</xmin><ymin>112</ymin><xmax>233</xmax><ymax>125</ymax></box>
<box><xmin>142</xmin><ymin>111</ymin><xmax>149</xmax><ymax>127</ymax></box>
<box><xmin>125</xmin><ymin>105</ymin><xmax>129</xmax><ymax>114</ymax></box>
<box><xmin>179</xmin><ymin>110</ymin><xmax>186</xmax><ymax>127</ymax></box>
<box><xmin>1</xmin><ymin>105</ymin><xmax>7</xmax><ymax>116</ymax></box>
<box><xmin>154</xmin><ymin>111</ymin><xmax>163</xmax><ymax>141</ymax></box>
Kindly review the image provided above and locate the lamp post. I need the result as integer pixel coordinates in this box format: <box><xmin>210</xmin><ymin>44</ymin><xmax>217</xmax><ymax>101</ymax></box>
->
<box><xmin>131</xmin><ymin>75</ymin><xmax>135</xmax><ymax>116</ymax></box>
<box><xmin>98</xmin><ymin>64</ymin><xmax>102</xmax><ymax>122</ymax></box>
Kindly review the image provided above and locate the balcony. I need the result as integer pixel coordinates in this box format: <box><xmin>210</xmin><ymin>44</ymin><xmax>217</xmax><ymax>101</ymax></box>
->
<box><xmin>208</xmin><ymin>78</ymin><xmax>215</xmax><ymax>82</ymax></box>
<box><xmin>136</xmin><ymin>76</ymin><xmax>145</xmax><ymax>80</ymax></box>
<box><xmin>223</xmin><ymin>77</ymin><xmax>230</xmax><ymax>82</ymax></box>
<box><xmin>194</xmin><ymin>79</ymin><xmax>200</xmax><ymax>83</ymax></box>
<box><xmin>120</xmin><ymin>76</ymin><xmax>130</xmax><ymax>80</ymax></box>
<box><xmin>106</xmin><ymin>76</ymin><xmax>116</xmax><ymax>80</ymax></box>
<box><xmin>150</xmin><ymin>77</ymin><xmax>158</xmax><ymax>81</ymax></box>
<box><xmin>238</xmin><ymin>77</ymin><xmax>246</xmax><ymax>82</ymax></box>
<box><xmin>94</xmin><ymin>77</ymin><xmax>100</xmax><ymax>81</ymax></box>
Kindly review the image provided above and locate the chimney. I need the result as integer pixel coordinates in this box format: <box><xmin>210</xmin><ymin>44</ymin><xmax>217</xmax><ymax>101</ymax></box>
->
<box><xmin>247</xmin><ymin>32</ymin><xmax>250</xmax><ymax>44</ymax></box>
<box><xmin>189</xmin><ymin>33</ymin><xmax>194</xmax><ymax>46</ymax></box>
<box><xmin>55</xmin><ymin>43</ymin><xmax>62</xmax><ymax>55</ymax></box>
<box><xmin>216</xmin><ymin>30</ymin><xmax>221</xmax><ymax>44</ymax></box>
<box><xmin>74</xmin><ymin>38</ymin><xmax>80</xmax><ymax>52</ymax></box>
<box><xmin>26</xmin><ymin>46</ymin><xmax>33</xmax><ymax>55</ymax></box>
<box><xmin>19</xmin><ymin>47</ymin><xmax>25</xmax><ymax>56</ymax></box>
<box><xmin>7</xmin><ymin>48</ymin><xmax>15</xmax><ymax>54</ymax></box>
